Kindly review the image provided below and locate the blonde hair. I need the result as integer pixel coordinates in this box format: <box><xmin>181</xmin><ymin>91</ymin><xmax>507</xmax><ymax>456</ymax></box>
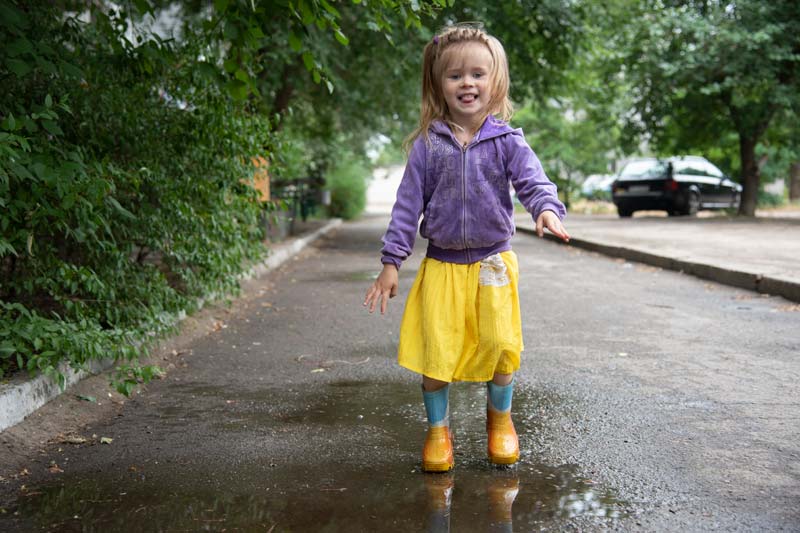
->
<box><xmin>404</xmin><ymin>23</ymin><xmax>513</xmax><ymax>151</ymax></box>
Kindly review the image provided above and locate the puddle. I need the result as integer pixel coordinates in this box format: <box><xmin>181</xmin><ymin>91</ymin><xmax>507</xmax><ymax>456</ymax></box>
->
<box><xmin>1</xmin><ymin>381</ymin><xmax>626</xmax><ymax>531</ymax></box>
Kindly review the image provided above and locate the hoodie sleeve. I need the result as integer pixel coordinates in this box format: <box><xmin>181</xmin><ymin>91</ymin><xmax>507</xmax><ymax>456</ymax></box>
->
<box><xmin>505</xmin><ymin>131</ymin><xmax>566</xmax><ymax>221</ymax></box>
<box><xmin>380</xmin><ymin>137</ymin><xmax>427</xmax><ymax>268</ymax></box>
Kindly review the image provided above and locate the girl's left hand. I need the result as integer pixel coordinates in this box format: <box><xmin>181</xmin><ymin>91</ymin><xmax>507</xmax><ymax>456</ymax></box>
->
<box><xmin>535</xmin><ymin>210</ymin><xmax>570</xmax><ymax>242</ymax></box>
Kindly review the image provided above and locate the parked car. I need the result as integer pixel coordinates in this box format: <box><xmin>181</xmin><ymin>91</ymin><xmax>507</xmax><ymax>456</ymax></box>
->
<box><xmin>580</xmin><ymin>174</ymin><xmax>616</xmax><ymax>200</ymax></box>
<box><xmin>611</xmin><ymin>156</ymin><xmax>742</xmax><ymax>217</ymax></box>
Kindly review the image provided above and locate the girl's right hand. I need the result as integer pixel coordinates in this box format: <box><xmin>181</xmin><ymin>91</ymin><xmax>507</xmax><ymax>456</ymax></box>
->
<box><xmin>364</xmin><ymin>264</ymin><xmax>399</xmax><ymax>315</ymax></box>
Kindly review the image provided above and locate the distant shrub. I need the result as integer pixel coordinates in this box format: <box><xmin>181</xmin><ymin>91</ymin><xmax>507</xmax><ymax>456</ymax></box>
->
<box><xmin>326</xmin><ymin>157</ymin><xmax>369</xmax><ymax>220</ymax></box>
<box><xmin>758</xmin><ymin>190</ymin><xmax>786</xmax><ymax>207</ymax></box>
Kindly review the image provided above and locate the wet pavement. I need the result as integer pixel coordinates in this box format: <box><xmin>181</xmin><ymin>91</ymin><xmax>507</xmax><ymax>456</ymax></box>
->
<box><xmin>515</xmin><ymin>212</ymin><xmax>800</xmax><ymax>302</ymax></box>
<box><xmin>1</xmin><ymin>216</ymin><xmax>799</xmax><ymax>531</ymax></box>
<box><xmin>5</xmin><ymin>382</ymin><xmax>622</xmax><ymax>531</ymax></box>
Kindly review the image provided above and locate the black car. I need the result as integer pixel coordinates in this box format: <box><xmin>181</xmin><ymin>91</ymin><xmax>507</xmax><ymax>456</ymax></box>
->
<box><xmin>611</xmin><ymin>157</ymin><xmax>742</xmax><ymax>217</ymax></box>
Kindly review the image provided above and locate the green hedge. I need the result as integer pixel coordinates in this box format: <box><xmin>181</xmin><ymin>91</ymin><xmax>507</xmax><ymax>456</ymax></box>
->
<box><xmin>326</xmin><ymin>156</ymin><xmax>369</xmax><ymax>220</ymax></box>
<box><xmin>0</xmin><ymin>3</ymin><xmax>269</xmax><ymax>393</ymax></box>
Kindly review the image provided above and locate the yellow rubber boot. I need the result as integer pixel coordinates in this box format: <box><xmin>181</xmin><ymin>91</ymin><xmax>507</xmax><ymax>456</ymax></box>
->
<box><xmin>487</xmin><ymin>409</ymin><xmax>519</xmax><ymax>465</ymax></box>
<box><xmin>422</xmin><ymin>384</ymin><xmax>453</xmax><ymax>472</ymax></box>
<box><xmin>422</xmin><ymin>425</ymin><xmax>454</xmax><ymax>472</ymax></box>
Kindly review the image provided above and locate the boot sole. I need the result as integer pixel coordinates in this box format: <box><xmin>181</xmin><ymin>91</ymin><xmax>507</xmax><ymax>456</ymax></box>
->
<box><xmin>422</xmin><ymin>460</ymin><xmax>454</xmax><ymax>472</ymax></box>
<box><xmin>489</xmin><ymin>453</ymin><xmax>519</xmax><ymax>465</ymax></box>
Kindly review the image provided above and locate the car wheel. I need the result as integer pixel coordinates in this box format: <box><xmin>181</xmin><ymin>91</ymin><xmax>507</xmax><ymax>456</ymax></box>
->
<box><xmin>685</xmin><ymin>191</ymin><xmax>700</xmax><ymax>216</ymax></box>
<box><xmin>617</xmin><ymin>207</ymin><xmax>633</xmax><ymax>218</ymax></box>
<box><xmin>732</xmin><ymin>192</ymin><xmax>741</xmax><ymax>210</ymax></box>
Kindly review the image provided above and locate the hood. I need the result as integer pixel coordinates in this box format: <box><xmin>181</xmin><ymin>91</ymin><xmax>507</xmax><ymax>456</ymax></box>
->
<box><xmin>430</xmin><ymin>115</ymin><xmax>519</xmax><ymax>144</ymax></box>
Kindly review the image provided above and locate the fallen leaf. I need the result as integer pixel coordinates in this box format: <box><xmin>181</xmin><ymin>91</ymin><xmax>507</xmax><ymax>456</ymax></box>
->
<box><xmin>100</xmin><ymin>437</ymin><xmax>114</xmax><ymax>444</ymax></box>
<box><xmin>48</xmin><ymin>464</ymin><xmax>64</xmax><ymax>474</ymax></box>
<box><xmin>77</xmin><ymin>395</ymin><xmax>97</xmax><ymax>403</ymax></box>
<box><xmin>311</xmin><ymin>368</ymin><xmax>326</xmax><ymax>373</ymax></box>
<box><xmin>59</xmin><ymin>434</ymin><xmax>88</xmax><ymax>445</ymax></box>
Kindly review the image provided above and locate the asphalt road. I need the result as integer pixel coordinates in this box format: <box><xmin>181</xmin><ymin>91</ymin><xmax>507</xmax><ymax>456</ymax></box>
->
<box><xmin>1</xmin><ymin>216</ymin><xmax>798</xmax><ymax>531</ymax></box>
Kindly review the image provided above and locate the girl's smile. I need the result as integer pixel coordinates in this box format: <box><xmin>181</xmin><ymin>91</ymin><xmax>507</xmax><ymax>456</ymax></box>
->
<box><xmin>441</xmin><ymin>42</ymin><xmax>494</xmax><ymax>131</ymax></box>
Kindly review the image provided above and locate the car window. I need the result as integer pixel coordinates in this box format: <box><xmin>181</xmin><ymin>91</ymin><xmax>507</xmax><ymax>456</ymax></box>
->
<box><xmin>702</xmin><ymin>161</ymin><xmax>723</xmax><ymax>178</ymax></box>
<box><xmin>673</xmin><ymin>160</ymin><xmax>709</xmax><ymax>177</ymax></box>
<box><xmin>619</xmin><ymin>160</ymin><xmax>667</xmax><ymax>179</ymax></box>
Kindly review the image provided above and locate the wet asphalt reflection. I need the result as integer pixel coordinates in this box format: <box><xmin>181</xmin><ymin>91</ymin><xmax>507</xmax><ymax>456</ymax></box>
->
<box><xmin>4</xmin><ymin>381</ymin><xmax>624</xmax><ymax>531</ymax></box>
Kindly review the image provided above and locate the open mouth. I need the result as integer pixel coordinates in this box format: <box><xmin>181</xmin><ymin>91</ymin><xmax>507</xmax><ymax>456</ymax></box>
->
<box><xmin>458</xmin><ymin>94</ymin><xmax>478</xmax><ymax>104</ymax></box>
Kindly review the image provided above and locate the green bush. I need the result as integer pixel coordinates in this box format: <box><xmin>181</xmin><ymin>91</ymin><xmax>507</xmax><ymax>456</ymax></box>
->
<box><xmin>326</xmin><ymin>156</ymin><xmax>369</xmax><ymax>220</ymax></box>
<box><xmin>0</xmin><ymin>2</ymin><xmax>269</xmax><ymax>392</ymax></box>
<box><xmin>758</xmin><ymin>189</ymin><xmax>787</xmax><ymax>208</ymax></box>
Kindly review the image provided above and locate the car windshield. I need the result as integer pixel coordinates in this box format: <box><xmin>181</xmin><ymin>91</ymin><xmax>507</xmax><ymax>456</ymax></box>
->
<box><xmin>619</xmin><ymin>160</ymin><xmax>668</xmax><ymax>179</ymax></box>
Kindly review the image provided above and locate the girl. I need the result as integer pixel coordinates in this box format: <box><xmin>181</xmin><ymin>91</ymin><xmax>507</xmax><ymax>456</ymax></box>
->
<box><xmin>364</xmin><ymin>24</ymin><xmax>570</xmax><ymax>472</ymax></box>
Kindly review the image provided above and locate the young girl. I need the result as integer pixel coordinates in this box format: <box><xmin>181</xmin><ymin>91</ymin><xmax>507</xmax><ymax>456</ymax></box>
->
<box><xmin>364</xmin><ymin>24</ymin><xmax>570</xmax><ymax>472</ymax></box>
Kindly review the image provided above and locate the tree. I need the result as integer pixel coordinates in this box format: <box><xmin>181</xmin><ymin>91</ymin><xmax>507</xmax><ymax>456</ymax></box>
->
<box><xmin>613</xmin><ymin>0</ymin><xmax>800</xmax><ymax>215</ymax></box>
<box><xmin>0</xmin><ymin>0</ymin><xmax>444</xmax><ymax>389</ymax></box>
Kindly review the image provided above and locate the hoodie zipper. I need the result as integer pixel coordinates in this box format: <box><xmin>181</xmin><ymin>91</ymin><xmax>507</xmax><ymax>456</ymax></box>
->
<box><xmin>461</xmin><ymin>141</ymin><xmax>470</xmax><ymax>262</ymax></box>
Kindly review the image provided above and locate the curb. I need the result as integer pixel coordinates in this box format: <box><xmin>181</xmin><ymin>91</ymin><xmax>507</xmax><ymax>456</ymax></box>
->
<box><xmin>518</xmin><ymin>227</ymin><xmax>800</xmax><ymax>304</ymax></box>
<box><xmin>0</xmin><ymin>219</ymin><xmax>342</xmax><ymax>433</ymax></box>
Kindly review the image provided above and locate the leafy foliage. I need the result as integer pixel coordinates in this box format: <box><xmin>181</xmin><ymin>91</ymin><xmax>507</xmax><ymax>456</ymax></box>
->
<box><xmin>0</xmin><ymin>0</ymin><xmax>443</xmax><ymax>391</ymax></box>
<box><xmin>0</xmin><ymin>1</ymin><xmax>271</xmax><ymax>389</ymax></box>
<box><xmin>606</xmin><ymin>0</ymin><xmax>800</xmax><ymax>214</ymax></box>
<box><xmin>325</xmin><ymin>154</ymin><xmax>370</xmax><ymax>220</ymax></box>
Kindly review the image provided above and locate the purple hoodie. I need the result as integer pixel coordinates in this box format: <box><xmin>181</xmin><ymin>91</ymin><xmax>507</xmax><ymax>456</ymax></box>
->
<box><xmin>381</xmin><ymin>116</ymin><xmax>566</xmax><ymax>267</ymax></box>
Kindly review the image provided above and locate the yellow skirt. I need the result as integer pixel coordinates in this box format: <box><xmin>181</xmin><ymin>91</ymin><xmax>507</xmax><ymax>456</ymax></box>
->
<box><xmin>397</xmin><ymin>251</ymin><xmax>523</xmax><ymax>383</ymax></box>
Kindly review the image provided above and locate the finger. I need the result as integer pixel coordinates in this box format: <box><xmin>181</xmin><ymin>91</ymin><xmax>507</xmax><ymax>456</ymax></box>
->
<box><xmin>364</xmin><ymin>285</ymin><xmax>379</xmax><ymax>307</ymax></box>
<box><xmin>547</xmin><ymin>221</ymin><xmax>565</xmax><ymax>238</ymax></box>
<box><xmin>363</xmin><ymin>286</ymin><xmax>374</xmax><ymax>306</ymax></box>
<box><xmin>368</xmin><ymin>290</ymin><xmax>379</xmax><ymax>313</ymax></box>
<box><xmin>535</xmin><ymin>218</ymin><xmax>544</xmax><ymax>237</ymax></box>
<box><xmin>380</xmin><ymin>291</ymin><xmax>389</xmax><ymax>315</ymax></box>
<box><xmin>554</xmin><ymin>223</ymin><xmax>570</xmax><ymax>242</ymax></box>
<box><xmin>390</xmin><ymin>285</ymin><xmax>398</xmax><ymax>298</ymax></box>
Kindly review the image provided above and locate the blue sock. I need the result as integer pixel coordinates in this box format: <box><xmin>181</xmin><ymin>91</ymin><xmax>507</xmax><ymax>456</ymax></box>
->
<box><xmin>423</xmin><ymin>384</ymin><xmax>450</xmax><ymax>427</ymax></box>
<box><xmin>487</xmin><ymin>380</ymin><xmax>514</xmax><ymax>412</ymax></box>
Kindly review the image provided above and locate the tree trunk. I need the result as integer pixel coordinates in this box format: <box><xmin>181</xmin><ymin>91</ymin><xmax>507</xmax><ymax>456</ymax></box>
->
<box><xmin>738</xmin><ymin>134</ymin><xmax>760</xmax><ymax>216</ymax></box>
<box><xmin>270</xmin><ymin>63</ymin><xmax>298</xmax><ymax>132</ymax></box>
<box><xmin>790</xmin><ymin>161</ymin><xmax>800</xmax><ymax>202</ymax></box>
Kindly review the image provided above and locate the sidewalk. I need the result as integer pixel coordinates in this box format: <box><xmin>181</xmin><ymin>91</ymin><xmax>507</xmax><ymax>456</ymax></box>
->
<box><xmin>0</xmin><ymin>219</ymin><xmax>342</xmax><ymax>434</ymax></box>
<box><xmin>515</xmin><ymin>213</ymin><xmax>800</xmax><ymax>303</ymax></box>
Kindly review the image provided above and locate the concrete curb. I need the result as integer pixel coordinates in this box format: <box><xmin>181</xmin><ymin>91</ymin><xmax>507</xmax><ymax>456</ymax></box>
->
<box><xmin>518</xmin><ymin>227</ymin><xmax>800</xmax><ymax>303</ymax></box>
<box><xmin>0</xmin><ymin>218</ymin><xmax>342</xmax><ymax>433</ymax></box>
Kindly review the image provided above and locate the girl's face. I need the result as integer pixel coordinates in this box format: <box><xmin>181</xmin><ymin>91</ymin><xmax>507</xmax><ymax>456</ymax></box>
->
<box><xmin>441</xmin><ymin>42</ymin><xmax>494</xmax><ymax>128</ymax></box>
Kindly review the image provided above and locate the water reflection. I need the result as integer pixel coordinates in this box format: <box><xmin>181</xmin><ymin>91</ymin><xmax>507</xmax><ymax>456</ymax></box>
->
<box><xmin>425</xmin><ymin>472</ymin><xmax>455</xmax><ymax>532</ymax></box>
<box><xmin>422</xmin><ymin>465</ymin><xmax>620</xmax><ymax>533</ymax></box>
<box><xmin>424</xmin><ymin>472</ymin><xmax>520</xmax><ymax>533</ymax></box>
<box><xmin>1</xmin><ymin>381</ymin><xmax>626</xmax><ymax>531</ymax></box>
